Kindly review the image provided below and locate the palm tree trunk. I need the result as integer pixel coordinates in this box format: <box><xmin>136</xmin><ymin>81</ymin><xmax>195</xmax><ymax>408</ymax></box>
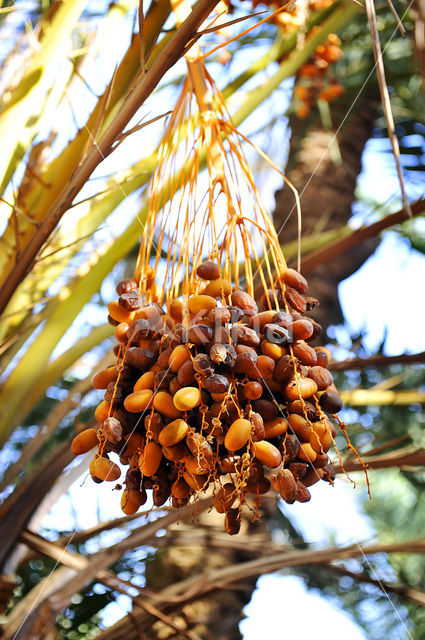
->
<box><xmin>141</xmin><ymin>509</ymin><xmax>273</xmax><ymax>639</ymax></box>
<box><xmin>274</xmin><ymin>88</ymin><xmax>381</xmax><ymax>327</ymax></box>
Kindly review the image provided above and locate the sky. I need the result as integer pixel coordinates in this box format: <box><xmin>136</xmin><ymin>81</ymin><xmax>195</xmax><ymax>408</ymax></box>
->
<box><xmin>1</xmin><ymin>1</ymin><xmax>424</xmax><ymax>638</ymax></box>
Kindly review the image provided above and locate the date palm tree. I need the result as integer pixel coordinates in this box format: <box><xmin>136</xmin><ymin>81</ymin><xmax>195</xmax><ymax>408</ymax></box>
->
<box><xmin>0</xmin><ymin>1</ymin><xmax>424</xmax><ymax>638</ymax></box>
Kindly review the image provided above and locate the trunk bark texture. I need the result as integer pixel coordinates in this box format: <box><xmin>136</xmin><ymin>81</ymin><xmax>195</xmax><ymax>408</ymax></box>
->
<box><xmin>132</xmin><ymin>509</ymin><xmax>274</xmax><ymax>639</ymax></box>
<box><xmin>274</xmin><ymin>89</ymin><xmax>381</xmax><ymax>328</ymax></box>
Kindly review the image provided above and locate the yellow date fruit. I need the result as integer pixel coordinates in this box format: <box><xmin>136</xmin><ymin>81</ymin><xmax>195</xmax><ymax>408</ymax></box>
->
<box><xmin>153</xmin><ymin>391</ymin><xmax>182</xmax><ymax>419</ymax></box>
<box><xmin>107</xmin><ymin>301</ymin><xmax>135</xmax><ymax>324</ymax></box>
<box><xmin>138</xmin><ymin>441</ymin><xmax>162</xmax><ymax>476</ymax></box>
<box><xmin>124</xmin><ymin>389</ymin><xmax>153</xmax><ymax>413</ymax></box>
<box><xmin>173</xmin><ymin>387</ymin><xmax>201</xmax><ymax>411</ymax></box>
<box><xmin>158</xmin><ymin>419</ymin><xmax>190</xmax><ymax>447</ymax></box>
<box><xmin>264</xmin><ymin>417</ymin><xmax>288</xmax><ymax>439</ymax></box>
<box><xmin>134</xmin><ymin>371</ymin><xmax>155</xmax><ymax>391</ymax></box>
<box><xmin>71</xmin><ymin>428</ymin><xmax>98</xmax><ymax>455</ymax></box>
<box><xmin>92</xmin><ymin>366</ymin><xmax>117</xmax><ymax>389</ymax></box>
<box><xmin>90</xmin><ymin>456</ymin><xmax>121</xmax><ymax>482</ymax></box>
<box><xmin>252</xmin><ymin>440</ymin><xmax>282</xmax><ymax>468</ymax></box>
<box><xmin>224</xmin><ymin>418</ymin><xmax>252</xmax><ymax>451</ymax></box>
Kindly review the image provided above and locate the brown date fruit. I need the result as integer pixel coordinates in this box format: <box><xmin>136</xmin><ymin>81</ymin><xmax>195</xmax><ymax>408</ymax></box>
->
<box><xmin>263</xmin><ymin>323</ymin><xmax>291</xmax><ymax>345</ymax></box>
<box><xmin>291</xmin><ymin>319</ymin><xmax>314</xmax><ymax>341</ymax></box>
<box><xmin>156</xmin><ymin>348</ymin><xmax>171</xmax><ymax>370</ymax></box>
<box><xmin>251</xmin><ymin>398</ymin><xmax>278</xmax><ymax>421</ymax></box>
<box><xmin>244</xmin><ymin>381</ymin><xmax>263</xmax><ymax>401</ymax></box>
<box><xmin>142</xmin><ymin>476</ymin><xmax>154</xmax><ymax>490</ymax></box>
<box><xmin>234</xmin><ymin>351</ymin><xmax>258</xmax><ymax>374</ymax></box>
<box><xmin>207</xmin><ymin>307</ymin><xmax>231</xmax><ymax>324</ymax></box>
<box><xmin>230</xmin><ymin>325</ymin><xmax>260</xmax><ymax>347</ymax></box>
<box><xmin>171</xmin><ymin>496</ymin><xmax>190</xmax><ymax>508</ymax></box>
<box><xmin>162</xmin><ymin>442</ymin><xmax>189</xmax><ymax>462</ymax></box>
<box><xmin>171</xmin><ymin>477</ymin><xmax>191</xmax><ymax>500</ymax></box>
<box><xmin>287</xmin><ymin>399</ymin><xmax>318</xmax><ymax>422</ymax></box>
<box><xmin>197</xmin><ymin>261</ymin><xmax>220</xmax><ymax>281</ymax></box>
<box><xmin>302</xmin><ymin>468</ymin><xmax>324</xmax><ymax>487</ymax></box>
<box><xmin>125</xmin><ymin>467</ymin><xmax>142</xmax><ymax>489</ymax></box>
<box><xmin>116</xmin><ymin>279</ymin><xmax>137</xmax><ymax>295</ymax></box>
<box><xmin>115</xmin><ymin>322</ymin><xmax>129</xmax><ymax>343</ymax></box>
<box><xmin>186</xmin><ymin>432</ymin><xmax>214</xmax><ymax>467</ymax></box>
<box><xmin>169</xmin><ymin>377</ymin><xmax>183</xmax><ymax>395</ymax></box>
<box><xmin>204</xmin><ymin>374</ymin><xmax>230</xmax><ymax>394</ymax></box>
<box><xmin>272</xmin><ymin>311</ymin><xmax>292</xmax><ymax>329</ymax></box>
<box><xmin>153</xmin><ymin>480</ymin><xmax>171</xmax><ymax>506</ymax></box>
<box><xmin>187</xmin><ymin>324</ymin><xmax>213</xmax><ymax>345</ymax></box>
<box><xmin>285</xmin><ymin>286</ymin><xmax>307</xmax><ymax>313</ymax></box>
<box><xmin>249</xmin><ymin>310</ymin><xmax>276</xmax><ymax>332</ymax></box>
<box><xmin>313</xmin><ymin>453</ymin><xmax>329</xmax><ymax>469</ymax></box>
<box><xmin>214</xmin><ymin>483</ymin><xmax>237</xmax><ymax>513</ymax></box>
<box><xmin>210</xmin><ymin>343</ymin><xmax>237</xmax><ymax>368</ymax></box>
<box><xmin>282</xmin><ymin>268</ymin><xmax>308</xmax><ymax>294</ymax></box>
<box><xmin>276</xmin><ymin>469</ymin><xmax>297</xmax><ymax>504</ymax></box>
<box><xmin>292</xmin><ymin>342</ymin><xmax>317</xmax><ymax>366</ymax></box>
<box><xmin>119</xmin><ymin>291</ymin><xmax>143</xmax><ymax>311</ymax></box>
<box><xmin>315</xmin><ymin>347</ymin><xmax>331</xmax><ymax>368</ymax></box>
<box><xmin>309</xmin><ymin>320</ymin><xmax>322</xmax><ymax>341</ymax></box>
<box><xmin>154</xmin><ymin>370</ymin><xmax>173</xmax><ymax>390</ymax></box>
<box><xmin>231</xmin><ymin>290</ymin><xmax>258</xmax><ymax>317</ymax></box>
<box><xmin>308</xmin><ymin>366</ymin><xmax>333</xmax><ymax>390</ymax></box>
<box><xmin>193</xmin><ymin>353</ymin><xmax>214</xmax><ymax>377</ymax></box>
<box><xmin>248</xmin><ymin>458</ymin><xmax>264</xmax><ymax>483</ymax></box>
<box><xmin>211</xmin><ymin>325</ymin><xmax>230</xmax><ymax>344</ymax></box>
<box><xmin>126</xmin><ymin>318</ymin><xmax>150</xmax><ymax>343</ymax></box>
<box><xmin>125</xmin><ymin>347</ymin><xmax>155</xmax><ymax>371</ymax></box>
<box><xmin>282</xmin><ymin>434</ymin><xmax>300</xmax><ymax>462</ymax></box>
<box><xmin>225</xmin><ymin>508</ymin><xmax>241</xmax><ymax>535</ymax></box>
<box><xmin>295</xmin><ymin>481</ymin><xmax>311</xmax><ymax>503</ymax></box>
<box><xmin>259</xmin><ymin>288</ymin><xmax>284</xmax><ymax>311</ymax></box>
<box><xmin>235</xmin><ymin>344</ymin><xmax>257</xmax><ymax>355</ymax></box>
<box><xmin>145</xmin><ymin>413</ymin><xmax>163</xmax><ymax>442</ymax></box>
<box><xmin>322</xmin><ymin>464</ymin><xmax>336</xmax><ymax>483</ymax></box>
<box><xmin>178</xmin><ymin>360</ymin><xmax>195</xmax><ymax>386</ymax></box>
<box><xmin>273</xmin><ymin>354</ymin><xmax>294</xmax><ymax>382</ymax></box>
<box><xmin>246</xmin><ymin>477</ymin><xmax>271</xmax><ymax>495</ymax></box>
<box><xmin>246</xmin><ymin>355</ymin><xmax>275</xmax><ymax>381</ymax></box>
<box><xmin>250</xmin><ymin>412</ymin><xmax>266</xmax><ymax>441</ymax></box>
<box><xmin>288</xmin><ymin>462</ymin><xmax>307</xmax><ymax>480</ymax></box>
<box><xmin>103</xmin><ymin>417</ymin><xmax>122</xmax><ymax>443</ymax></box>
<box><xmin>319</xmin><ymin>391</ymin><xmax>343</xmax><ymax>413</ymax></box>
<box><xmin>104</xmin><ymin>382</ymin><xmax>125</xmax><ymax>407</ymax></box>
<box><xmin>228</xmin><ymin>306</ymin><xmax>244</xmax><ymax>323</ymax></box>
<box><xmin>220</xmin><ymin>455</ymin><xmax>242</xmax><ymax>474</ymax></box>
<box><xmin>288</xmin><ymin>413</ymin><xmax>311</xmax><ymax>441</ymax></box>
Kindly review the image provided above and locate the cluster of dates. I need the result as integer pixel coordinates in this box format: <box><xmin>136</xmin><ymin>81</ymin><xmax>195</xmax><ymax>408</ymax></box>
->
<box><xmin>248</xmin><ymin>0</ymin><xmax>334</xmax><ymax>28</ymax></box>
<box><xmin>294</xmin><ymin>32</ymin><xmax>344</xmax><ymax>118</ymax></box>
<box><xmin>71</xmin><ymin>262</ymin><xmax>344</xmax><ymax>534</ymax></box>
<box><xmin>242</xmin><ymin>0</ymin><xmax>345</xmax><ymax>118</ymax></box>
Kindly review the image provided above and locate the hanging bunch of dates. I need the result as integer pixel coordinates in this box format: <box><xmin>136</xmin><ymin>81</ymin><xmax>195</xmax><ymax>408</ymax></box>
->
<box><xmin>70</xmin><ymin>41</ymin><xmax>353</xmax><ymax>534</ymax></box>
<box><xmin>71</xmin><ymin>261</ymin><xmax>345</xmax><ymax>535</ymax></box>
